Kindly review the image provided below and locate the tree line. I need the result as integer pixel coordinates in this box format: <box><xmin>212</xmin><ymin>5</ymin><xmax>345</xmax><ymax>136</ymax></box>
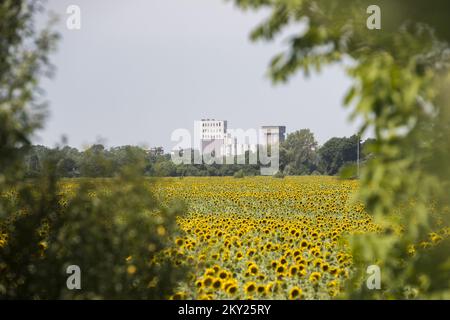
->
<box><xmin>24</xmin><ymin>130</ymin><xmax>374</xmax><ymax>178</ymax></box>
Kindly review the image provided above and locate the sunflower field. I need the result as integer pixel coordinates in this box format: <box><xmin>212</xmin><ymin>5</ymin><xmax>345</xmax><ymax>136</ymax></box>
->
<box><xmin>2</xmin><ymin>174</ymin><xmax>448</xmax><ymax>299</ymax></box>
<box><xmin>153</xmin><ymin>176</ymin><xmax>380</xmax><ymax>300</ymax></box>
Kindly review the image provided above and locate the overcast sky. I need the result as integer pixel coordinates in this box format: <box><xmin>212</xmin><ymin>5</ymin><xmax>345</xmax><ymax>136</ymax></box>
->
<box><xmin>37</xmin><ymin>0</ymin><xmax>361</xmax><ymax>150</ymax></box>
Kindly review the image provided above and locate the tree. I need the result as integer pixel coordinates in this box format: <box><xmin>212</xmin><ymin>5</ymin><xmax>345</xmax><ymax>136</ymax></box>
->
<box><xmin>0</xmin><ymin>1</ymin><xmax>186</xmax><ymax>299</ymax></box>
<box><xmin>79</xmin><ymin>144</ymin><xmax>113</xmax><ymax>177</ymax></box>
<box><xmin>280</xmin><ymin>129</ymin><xmax>318</xmax><ymax>175</ymax></box>
<box><xmin>56</xmin><ymin>146</ymin><xmax>81</xmax><ymax>177</ymax></box>
<box><xmin>318</xmin><ymin>137</ymin><xmax>344</xmax><ymax>175</ymax></box>
<box><xmin>318</xmin><ymin>135</ymin><xmax>360</xmax><ymax>175</ymax></box>
<box><xmin>109</xmin><ymin>145</ymin><xmax>148</xmax><ymax>174</ymax></box>
<box><xmin>0</xmin><ymin>1</ymin><xmax>57</xmax><ymax>181</ymax></box>
<box><xmin>153</xmin><ymin>160</ymin><xmax>177</xmax><ymax>177</ymax></box>
<box><xmin>232</xmin><ymin>0</ymin><xmax>450</xmax><ymax>298</ymax></box>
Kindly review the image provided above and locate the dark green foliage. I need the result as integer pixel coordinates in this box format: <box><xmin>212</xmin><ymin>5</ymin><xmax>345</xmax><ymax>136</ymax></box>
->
<box><xmin>231</xmin><ymin>0</ymin><xmax>450</xmax><ymax>298</ymax></box>
<box><xmin>0</xmin><ymin>0</ymin><xmax>58</xmax><ymax>181</ymax></box>
<box><xmin>1</xmin><ymin>153</ymin><xmax>186</xmax><ymax>299</ymax></box>
<box><xmin>280</xmin><ymin>129</ymin><xmax>318</xmax><ymax>175</ymax></box>
<box><xmin>318</xmin><ymin>135</ymin><xmax>367</xmax><ymax>175</ymax></box>
<box><xmin>233</xmin><ymin>169</ymin><xmax>245</xmax><ymax>178</ymax></box>
<box><xmin>0</xmin><ymin>1</ymin><xmax>186</xmax><ymax>299</ymax></box>
<box><xmin>23</xmin><ymin>133</ymin><xmax>366</xmax><ymax>178</ymax></box>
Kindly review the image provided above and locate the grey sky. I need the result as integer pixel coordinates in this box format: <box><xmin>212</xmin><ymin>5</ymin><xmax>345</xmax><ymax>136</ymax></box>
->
<box><xmin>37</xmin><ymin>0</ymin><xmax>361</xmax><ymax>151</ymax></box>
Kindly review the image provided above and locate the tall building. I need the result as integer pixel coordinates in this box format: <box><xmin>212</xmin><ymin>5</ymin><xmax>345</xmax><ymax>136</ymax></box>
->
<box><xmin>261</xmin><ymin>126</ymin><xmax>286</xmax><ymax>146</ymax></box>
<box><xmin>195</xmin><ymin>119</ymin><xmax>227</xmax><ymax>156</ymax></box>
<box><xmin>198</xmin><ymin>119</ymin><xmax>227</xmax><ymax>140</ymax></box>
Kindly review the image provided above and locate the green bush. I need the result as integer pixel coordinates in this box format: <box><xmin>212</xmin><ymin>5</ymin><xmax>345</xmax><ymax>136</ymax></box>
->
<box><xmin>0</xmin><ymin>3</ymin><xmax>187</xmax><ymax>299</ymax></box>
<box><xmin>0</xmin><ymin>154</ymin><xmax>187</xmax><ymax>299</ymax></box>
<box><xmin>233</xmin><ymin>170</ymin><xmax>245</xmax><ymax>179</ymax></box>
<box><xmin>232</xmin><ymin>0</ymin><xmax>450</xmax><ymax>299</ymax></box>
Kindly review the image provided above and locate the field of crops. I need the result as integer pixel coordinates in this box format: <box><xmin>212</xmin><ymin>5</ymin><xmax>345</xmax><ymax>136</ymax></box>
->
<box><xmin>154</xmin><ymin>176</ymin><xmax>379</xmax><ymax>300</ymax></box>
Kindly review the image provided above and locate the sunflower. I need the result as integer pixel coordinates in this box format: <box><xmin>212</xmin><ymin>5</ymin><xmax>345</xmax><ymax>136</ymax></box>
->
<box><xmin>223</xmin><ymin>280</ymin><xmax>235</xmax><ymax>291</ymax></box>
<box><xmin>337</xmin><ymin>268</ymin><xmax>347</xmax><ymax>277</ymax></box>
<box><xmin>327</xmin><ymin>280</ymin><xmax>338</xmax><ymax>288</ymax></box>
<box><xmin>298</xmin><ymin>268</ymin><xmax>307</xmax><ymax>277</ymax></box>
<box><xmin>175</xmin><ymin>238</ymin><xmax>184</xmax><ymax>246</ymax></box>
<box><xmin>276</xmin><ymin>265</ymin><xmax>285</xmax><ymax>274</ymax></box>
<box><xmin>211</xmin><ymin>253</ymin><xmax>219</xmax><ymax>260</ymax></box>
<box><xmin>296</xmin><ymin>257</ymin><xmax>306</xmax><ymax>265</ymax></box>
<box><xmin>429</xmin><ymin>232</ymin><xmax>442</xmax><ymax>244</ymax></box>
<box><xmin>309</xmin><ymin>272</ymin><xmax>321</xmax><ymax>283</ymax></box>
<box><xmin>171</xmin><ymin>292</ymin><xmax>186</xmax><ymax>300</ymax></box>
<box><xmin>313</xmin><ymin>259</ymin><xmax>322</xmax><ymax>268</ymax></box>
<box><xmin>248</xmin><ymin>264</ymin><xmax>259</xmax><ymax>275</ymax></box>
<box><xmin>321</xmin><ymin>263</ymin><xmax>330</xmax><ymax>272</ymax></box>
<box><xmin>227</xmin><ymin>285</ymin><xmax>238</xmax><ymax>295</ymax></box>
<box><xmin>246</xmin><ymin>248</ymin><xmax>256</xmax><ymax>257</ymax></box>
<box><xmin>212</xmin><ymin>265</ymin><xmax>220</xmax><ymax>273</ymax></box>
<box><xmin>38</xmin><ymin>241</ymin><xmax>48</xmax><ymax>251</ymax></box>
<box><xmin>203</xmin><ymin>276</ymin><xmax>213</xmax><ymax>287</ymax></box>
<box><xmin>257</xmin><ymin>285</ymin><xmax>266</xmax><ymax>295</ymax></box>
<box><xmin>212</xmin><ymin>278</ymin><xmax>222</xmax><ymax>290</ymax></box>
<box><xmin>420</xmin><ymin>241</ymin><xmax>431</xmax><ymax>249</ymax></box>
<box><xmin>407</xmin><ymin>244</ymin><xmax>416</xmax><ymax>257</ymax></box>
<box><xmin>329</xmin><ymin>267</ymin><xmax>338</xmax><ymax>276</ymax></box>
<box><xmin>218</xmin><ymin>270</ymin><xmax>229</xmax><ymax>280</ymax></box>
<box><xmin>288</xmin><ymin>287</ymin><xmax>302</xmax><ymax>300</ymax></box>
<box><xmin>244</xmin><ymin>282</ymin><xmax>257</xmax><ymax>294</ymax></box>
<box><xmin>328</xmin><ymin>288</ymin><xmax>339</xmax><ymax>297</ymax></box>
<box><xmin>265</xmin><ymin>282</ymin><xmax>275</xmax><ymax>294</ymax></box>
<box><xmin>198</xmin><ymin>294</ymin><xmax>213</xmax><ymax>300</ymax></box>
<box><xmin>204</xmin><ymin>268</ymin><xmax>215</xmax><ymax>276</ymax></box>
<box><xmin>289</xmin><ymin>265</ymin><xmax>298</xmax><ymax>276</ymax></box>
<box><xmin>311</xmin><ymin>249</ymin><xmax>321</xmax><ymax>257</ymax></box>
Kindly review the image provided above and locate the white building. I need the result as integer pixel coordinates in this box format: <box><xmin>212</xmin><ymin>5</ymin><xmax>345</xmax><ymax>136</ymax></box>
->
<box><xmin>194</xmin><ymin>119</ymin><xmax>228</xmax><ymax>156</ymax></box>
<box><xmin>198</xmin><ymin>119</ymin><xmax>227</xmax><ymax>140</ymax></box>
<box><xmin>261</xmin><ymin>126</ymin><xmax>286</xmax><ymax>146</ymax></box>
